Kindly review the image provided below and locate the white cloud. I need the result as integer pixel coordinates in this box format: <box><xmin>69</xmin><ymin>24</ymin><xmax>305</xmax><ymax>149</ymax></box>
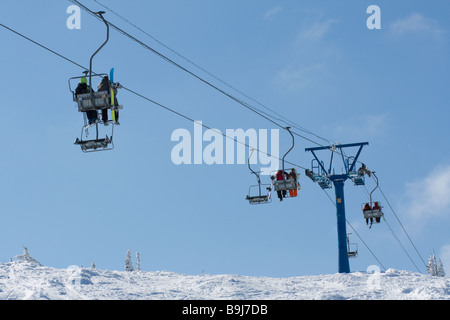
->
<box><xmin>333</xmin><ymin>114</ymin><xmax>389</xmax><ymax>140</ymax></box>
<box><xmin>275</xmin><ymin>62</ymin><xmax>326</xmax><ymax>91</ymax></box>
<box><xmin>403</xmin><ymin>165</ymin><xmax>450</xmax><ymax>224</ymax></box>
<box><xmin>390</xmin><ymin>13</ymin><xmax>444</xmax><ymax>39</ymax></box>
<box><xmin>274</xmin><ymin>18</ymin><xmax>340</xmax><ymax>91</ymax></box>
<box><xmin>297</xmin><ymin>19</ymin><xmax>338</xmax><ymax>42</ymax></box>
<box><xmin>264</xmin><ymin>6</ymin><xmax>282</xmax><ymax>20</ymax></box>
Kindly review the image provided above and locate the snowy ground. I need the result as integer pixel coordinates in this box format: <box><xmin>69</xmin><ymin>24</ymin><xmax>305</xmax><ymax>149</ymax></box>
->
<box><xmin>0</xmin><ymin>260</ymin><xmax>448</xmax><ymax>300</ymax></box>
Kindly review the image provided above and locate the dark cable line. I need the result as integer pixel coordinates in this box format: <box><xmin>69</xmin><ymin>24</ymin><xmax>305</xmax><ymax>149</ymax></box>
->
<box><xmin>383</xmin><ymin>217</ymin><xmax>422</xmax><ymax>273</ymax></box>
<box><xmin>376</xmin><ymin>183</ymin><xmax>428</xmax><ymax>269</ymax></box>
<box><xmin>361</xmin><ymin>183</ymin><xmax>425</xmax><ymax>273</ymax></box>
<box><xmin>0</xmin><ymin>23</ymin><xmax>87</xmax><ymax>71</ymax></box>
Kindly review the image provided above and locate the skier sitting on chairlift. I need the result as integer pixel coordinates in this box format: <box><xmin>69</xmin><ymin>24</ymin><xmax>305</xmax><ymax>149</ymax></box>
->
<box><xmin>75</xmin><ymin>76</ymin><xmax>98</xmax><ymax>125</ymax></box>
<box><xmin>97</xmin><ymin>76</ymin><xmax>120</xmax><ymax>125</ymax></box>
<box><xmin>363</xmin><ymin>203</ymin><xmax>372</xmax><ymax>225</ymax></box>
<box><xmin>272</xmin><ymin>170</ymin><xmax>288</xmax><ymax>201</ymax></box>
<box><xmin>287</xmin><ymin>168</ymin><xmax>299</xmax><ymax>198</ymax></box>
<box><xmin>373</xmin><ymin>202</ymin><xmax>381</xmax><ymax>223</ymax></box>
<box><xmin>97</xmin><ymin>76</ymin><xmax>110</xmax><ymax>125</ymax></box>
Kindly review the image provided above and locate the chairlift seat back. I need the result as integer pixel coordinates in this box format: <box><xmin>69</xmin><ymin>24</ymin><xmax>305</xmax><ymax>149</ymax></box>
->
<box><xmin>273</xmin><ymin>178</ymin><xmax>297</xmax><ymax>192</ymax></box>
<box><xmin>362</xmin><ymin>202</ymin><xmax>383</xmax><ymax>219</ymax></box>
<box><xmin>363</xmin><ymin>209</ymin><xmax>383</xmax><ymax>219</ymax></box>
<box><xmin>75</xmin><ymin>90</ymin><xmax>111</xmax><ymax>112</ymax></box>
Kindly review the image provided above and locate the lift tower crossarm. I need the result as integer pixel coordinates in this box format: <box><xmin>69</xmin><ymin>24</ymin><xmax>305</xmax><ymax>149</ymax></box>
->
<box><xmin>305</xmin><ymin>142</ymin><xmax>368</xmax><ymax>175</ymax></box>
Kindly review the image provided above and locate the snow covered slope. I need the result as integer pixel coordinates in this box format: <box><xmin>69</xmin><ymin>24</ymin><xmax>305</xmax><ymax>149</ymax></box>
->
<box><xmin>0</xmin><ymin>260</ymin><xmax>448</xmax><ymax>300</ymax></box>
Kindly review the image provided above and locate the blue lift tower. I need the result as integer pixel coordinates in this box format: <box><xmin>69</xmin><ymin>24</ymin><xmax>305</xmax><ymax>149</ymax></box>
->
<box><xmin>305</xmin><ymin>142</ymin><xmax>368</xmax><ymax>273</ymax></box>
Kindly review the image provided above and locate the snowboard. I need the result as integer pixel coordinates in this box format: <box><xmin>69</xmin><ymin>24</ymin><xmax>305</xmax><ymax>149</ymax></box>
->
<box><xmin>109</xmin><ymin>68</ymin><xmax>116</xmax><ymax>122</ymax></box>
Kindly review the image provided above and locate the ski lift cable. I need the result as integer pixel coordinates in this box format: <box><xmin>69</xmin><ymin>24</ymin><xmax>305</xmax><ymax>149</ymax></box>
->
<box><xmin>362</xmin><ymin>182</ymin><xmax>426</xmax><ymax>272</ymax></box>
<box><xmin>0</xmin><ymin>23</ymin><xmax>88</xmax><ymax>72</ymax></box>
<box><xmin>375</xmin><ymin>182</ymin><xmax>428</xmax><ymax>269</ymax></box>
<box><xmin>320</xmin><ymin>188</ymin><xmax>387</xmax><ymax>271</ymax></box>
<box><xmin>0</xmin><ymin>22</ymin><xmax>307</xmax><ymax>171</ymax></box>
<box><xmin>383</xmin><ymin>217</ymin><xmax>422</xmax><ymax>273</ymax></box>
<box><xmin>91</xmin><ymin>0</ymin><xmax>333</xmax><ymax>146</ymax></box>
<box><xmin>364</xmin><ymin>178</ymin><xmax>427</xmax><ymax>268</ymax></box>
<box><xmin>68</xmin><ymin>0</ymin><xmax>333</xmax><ymax>148</ymax></box>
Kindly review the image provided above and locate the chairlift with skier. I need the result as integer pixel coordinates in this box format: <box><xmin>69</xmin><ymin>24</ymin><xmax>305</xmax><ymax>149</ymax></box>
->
<box><xmin>68</xmin><ymin>11</ymin><xmax>123</xmax><ymax>153</ymax></box>
<box><xmin>361</xmin><ymin>170</ymin><xmax>384</xmax><ymax>228</ymax></box>
<box><xmin>271</xmin><ymin>127</ymin><xmax>301</xmax><ymax>200</ymax></box>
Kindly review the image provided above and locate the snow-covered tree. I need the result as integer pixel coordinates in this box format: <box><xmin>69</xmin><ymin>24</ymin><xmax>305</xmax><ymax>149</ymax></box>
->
<box><xmin>125</xmin><ymin>250</ymin><xmax>134</xmax><ymax>272</ymax></box>
<box><xmin>136</xmin><ymin>252</ymin><xmax>141</xmax><ymax>271</ymax></box>
<box><xmin>427</xmin><ymin>253</ymin><xmax>437</xmax><ymax>276</ymax></box>
<box><xmin>437</xmin><ymin>259</ymin><xmax>446</xmax><ymax>277</ymax></box>
<box><xmin>90</xmin><ymin>262</ymin><xmax>97</xmax><ymax>269</ymax></box>
<box><xmin>14</xmin><ymin>246</ymin><xmax>41</xmax><ymax>265</ymax></box>
<box><xmin>427</xmin><ymin>253</ymin><xmax>446</xmax><ymax>277</ymax></box>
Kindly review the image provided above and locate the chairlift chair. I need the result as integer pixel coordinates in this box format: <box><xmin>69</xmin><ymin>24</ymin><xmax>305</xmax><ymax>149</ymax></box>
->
<box><xmin>362</xmin><ymin>201</ymin><xmax>383</xmax><ymax>222</ymax></box>
<box><xmin>347</xmin><ymin>234</ymin><xmax>358</xmax><ymax>258</ymax></box>
<box><xmin>70</xmin><ymin>74</ymin><xmax>113</xmax><ymax>112</ymax></box>
<box><xmin>74</xmin><ymin>119</ymin><xmax>115</xmax><ymax>153</ymax></box>
<box><xmin>246</xmin><ymin>184</ymin><xmax>272</xmax><ymax>205</ymax></box>
<box><xmin>347</xmin><ymin>157</ymin><xmax>365</xmax><ymax>186</ymax></box>
<box><xmin>272</xmin><ymin>173</ymin><xmax>298</xmax><ymax>193</ymax></box>
<box><xmin>305</xmin><ymin>160</ymin><xmax>332</xmax><ymax>189</ymax></box>
<box><xmin>68</xmin><ymin>11</ymin><xmax>122</xmax><ymax>153</ymax></box>
<box><xmin>361</xmin><ymin>172</ymin><xmax>384</xmax><ymax>227</ymax></box>
<box><xmin>246</xmin><ymin>149</ymin><xmax>272</xmax><ymax>205</ymax></box>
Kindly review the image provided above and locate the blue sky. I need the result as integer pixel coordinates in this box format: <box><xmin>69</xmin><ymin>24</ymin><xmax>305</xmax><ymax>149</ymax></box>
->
<box><xmin>1</xmin><ymin>0</ymin><xmax>450</xmax><ymax>277</ymax></box>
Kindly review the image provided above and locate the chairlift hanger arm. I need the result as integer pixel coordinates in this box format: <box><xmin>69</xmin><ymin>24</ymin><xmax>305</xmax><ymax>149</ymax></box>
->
<box><xmin>247</xmin><ymin>149</ymin><xmax>260</xmax><ymax>181</ymax></box>
<box><xmin>282</xmin><ymin>127</ymin><xmax>294</xmax><ymax>173</ymax></box>
<box><xmin>369</xmin><ymin>171</ymin><xmax>379</xmax><ymax>203</ymax></box>
<box><xmin>89</xmin><ymin>11</ymin><xmax>109</xmax><ymax>93</ymax></box>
